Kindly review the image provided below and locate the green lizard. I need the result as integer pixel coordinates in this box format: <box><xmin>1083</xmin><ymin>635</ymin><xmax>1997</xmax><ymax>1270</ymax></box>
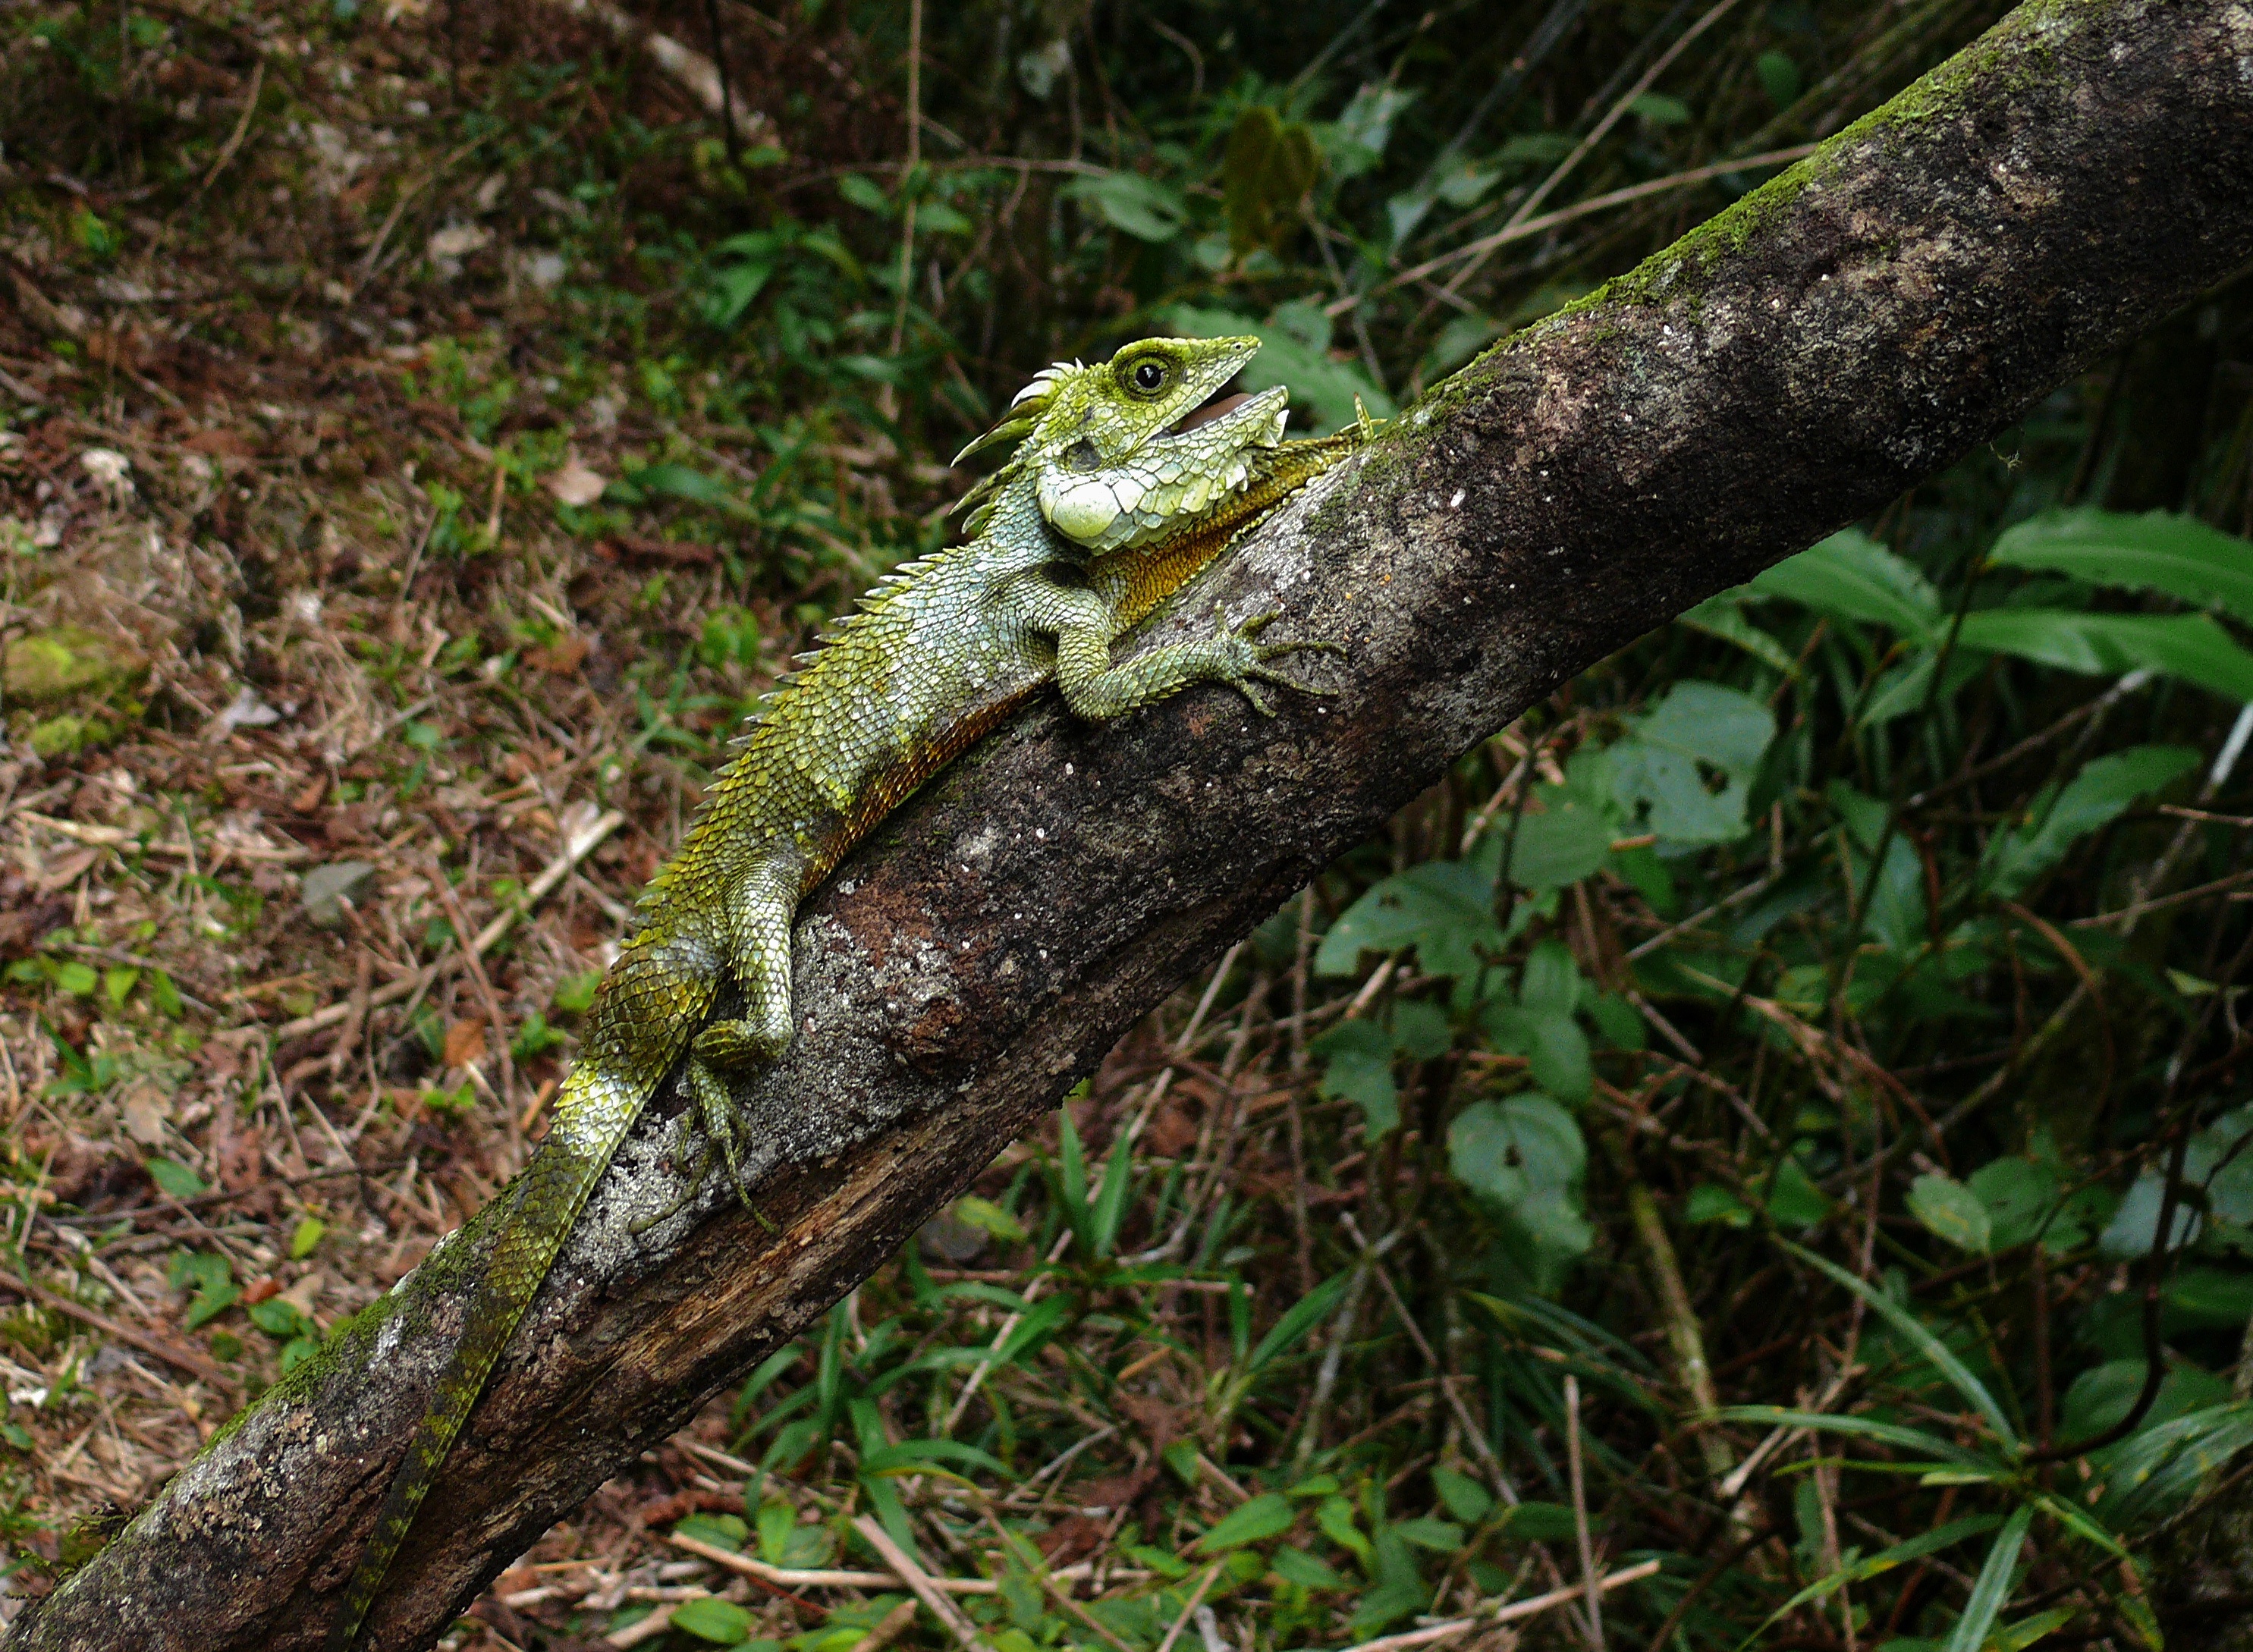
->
<box><xmin>327</xmin><ymin>334</ymin><xmax>1365</xmax><ymax>1648</ymax></box>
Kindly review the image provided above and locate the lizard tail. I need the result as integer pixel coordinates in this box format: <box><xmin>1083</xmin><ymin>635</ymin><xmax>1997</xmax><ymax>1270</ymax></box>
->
<box><xmin>323</xmin><ymin>1059</ymin><xmax>671</xmax><ymax>1650</ymax></box>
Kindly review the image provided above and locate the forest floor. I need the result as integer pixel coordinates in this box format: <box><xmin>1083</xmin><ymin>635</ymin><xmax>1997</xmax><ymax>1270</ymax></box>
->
<box><xmin>0</xmin><ymin>8</ymin><xmax>1074</xmax><ymax>1649</ymax></box>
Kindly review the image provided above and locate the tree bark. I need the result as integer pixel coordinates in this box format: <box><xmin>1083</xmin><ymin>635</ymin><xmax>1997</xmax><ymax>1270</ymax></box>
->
<box><xmin>17</xmin><ymin>1</ymin><xmax>2253</xmax><ymax>1646</ymax></box>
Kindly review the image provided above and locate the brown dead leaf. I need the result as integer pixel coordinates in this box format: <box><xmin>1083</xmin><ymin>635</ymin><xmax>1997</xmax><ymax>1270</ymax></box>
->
<box><xmin>526</xmin><ymin>632</ymin><xmax>589</xmax><ymax>674</ymax></box>
<box><xmin>443</xmin><ymin>1019</ymin><xmax>488</xmax><ymax>1068</ymax></box>
<box><xmin>1033</xmin><ymin>1513</ymin><xmax>1106</xmax><ymax>1565</ymax></box>
<box><xmin>1145</xmin><ymin>1101</ymin><xmax>1200</xmax><ymax>1158</ymax></box>
<box><xmin>180</xmin><ymin>427</ymin><xmax>260</xmax><ymax>460</ymax></box>
<box><xmin>290</xmin><ymin>774</ymin><xmax>327</xmax><ymax>813</ymax></box>
<box><xmin>240</xmin><ymin>1277</ymin><xmax>281</xmax><ymax>1307</ymax></box>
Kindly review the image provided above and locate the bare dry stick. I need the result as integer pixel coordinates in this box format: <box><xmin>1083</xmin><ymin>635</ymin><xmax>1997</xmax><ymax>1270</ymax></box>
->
<box><xmin>850</xmin><ymin>1516</ymin><xmax>993</xmax><ymax>1652</ymax></box>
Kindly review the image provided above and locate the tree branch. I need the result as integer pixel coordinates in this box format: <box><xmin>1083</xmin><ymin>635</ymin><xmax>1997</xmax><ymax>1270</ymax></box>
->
<box><xmin>17</xmin><ymin>0</ymin><xmax>2253</xmax><ymax>1645</ymax></box>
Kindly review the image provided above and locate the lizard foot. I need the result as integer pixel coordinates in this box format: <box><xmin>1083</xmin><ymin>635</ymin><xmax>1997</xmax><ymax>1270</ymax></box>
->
<box><xmin>1211</xmin><ymin>605</ymin><xmax>1346</xmax><ymax>716</ymax></box>
<box><xmin>627</xmin><ymin>1061</ymin><xmax>779</xmax><ymax>1236</ymax></box>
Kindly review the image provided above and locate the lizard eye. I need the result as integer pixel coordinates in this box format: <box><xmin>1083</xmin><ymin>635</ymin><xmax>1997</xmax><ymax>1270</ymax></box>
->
<box><xmin>1126</xmin><ymin>359</ymin><xmax>1170</xmax><ymax>395</ymax></box>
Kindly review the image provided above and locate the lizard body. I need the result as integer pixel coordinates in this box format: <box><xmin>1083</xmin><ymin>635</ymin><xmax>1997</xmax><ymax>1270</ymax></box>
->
<box><xmin>328</xmin><ymin>335</ymin><xmax>1364</xmax><ymax>1647</ymax></box>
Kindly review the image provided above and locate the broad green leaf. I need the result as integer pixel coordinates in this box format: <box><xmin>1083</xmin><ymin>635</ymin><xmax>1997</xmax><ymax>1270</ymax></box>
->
<box><xmin>1311</xmin><ymin>1020</ymin><xmax>1400</xmax><ymax>1142</ymax></box>
<box><xmin>1940</xmin><ymin>1506</ymin><xmax>2032</xmax><ymax>1652</ymax></box>
<box><xmin>1270</xmin><ymin>1546</ymin><xmax>1348</xmax><ymax>1588</ymax></box>
<box><xmin>1991</xmin><ymin>508</ymin><xmax>2253</xmax><ymax>626</ymax></box>
<box><xmin>1959</xmin><ymin>609</ymin><xmax>2253</xmax><ymax>701</ymax></box>
<box><xmin>1526</xmin><ymin>1010</ymin><xmax>1592</xmax><ymax>1102</ymax></box>
<box><xmin>1430</xmin><ymin>1467</ymin><xmax>1492</xmax><ymax>1524</ymax></box>
<box><xmin>1504</xmin><ymin>794</ymin><xmax>1614</xmax><ymax>890</ymax></box>
<box><xmin>1908</xmin><ymin>1173</ymin><xmax>1993</xmax><ymax>1254</ymax></box>
<box><xmin>2107</xmin><ymin>1400</ymin><xmax>2253</xmax><ymax>1520</ymax></box>
<box><xmin>1450</xmin><ymin>1096</ymin><xmax>1585</xmax><ymax>1205</ymax></box>
<box><xmin>622</xmin><ymin>463</ymin><xmax>742</xmax><ymax>513</ymax></box>
<box><xmin>146</xmin><ymin>1156</ymin><xmax>207</xmax><ymax>1200</ymax></box>
<box><xmin>1766</xmin><ymin>1155</ymin><xmax>1830</xmax><ymax>1228</ymax></box>
<box><xmin>1784</xmin><ymin>1242</ymin><xmax>2019</xmax><ymax>1447</ymax></box>
<box><xmin>1604</xmin><ymin>682</ymin><xmax>1776</xmax><ymax>845</ymax></box>
<box><xmin>1751</xmin><ymin>529</ymin><xmax>1942</xmax><ymax>639</ymax></box>
<box><xmin>1966</xmin><ymin>1158</ymin><xmax>2060</xmax><ymax>1252</ymax></box>
<box><xmin>1982</xmin><ymin>745</ymin><xmax>2198</xmax><ymax>897</ymax></box>
<box><xmin>1315</xmin><ymin>859</ymin><xmax>1504</xmax><ymax>981</ymax></box>
<box><xmin>1390</xmin><ymin>1516</ymin><xmax>1465</xmax><ymax>1552</ymax></box>
<box><xmin>670</xmin><ymin>1596</ymin><xmax>753</xmax><ymax>1644</ymax></box>
<box><xmin>1517</xmin><ymin>941</ymin><xmax>1582</xmax><ymax>1016</ymax></box>
<box><xmin>1686</xmin><ymin>1183</ymin><xmax>1755</xmax><ymax>1227</ymax></box>
<box><xmin>1196</xmin><ymin>1492</ymin><xmax>1295</xmax><ymax>1553</ymax></box>
<box><xmin>1681</xmin><ymin>596</ymin><xmax>1802</xmax><ymax>677</ymax></box>
<box><xmin>1065</xmin><ymin>171</ymin><xmax>1187</xmax><ymax>242</ymax></box>
<box><xmin>2098</xmin><ymin>1174</ymin><xmax>2202</xmax><ymax>1258</ymax></box>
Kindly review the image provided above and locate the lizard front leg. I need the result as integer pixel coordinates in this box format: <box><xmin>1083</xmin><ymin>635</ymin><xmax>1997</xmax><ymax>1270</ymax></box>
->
<box><xmin>1020</xmin><ymin>572</ymin><xmax>1340</xmax><ymax>721</ymax></box>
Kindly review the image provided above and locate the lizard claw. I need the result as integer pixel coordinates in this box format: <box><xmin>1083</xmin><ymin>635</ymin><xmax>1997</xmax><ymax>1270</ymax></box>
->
<box><xmin>1210</xmin><ymin>605</ymin><xmax>1346</xmax><ymax>714</ymax></box>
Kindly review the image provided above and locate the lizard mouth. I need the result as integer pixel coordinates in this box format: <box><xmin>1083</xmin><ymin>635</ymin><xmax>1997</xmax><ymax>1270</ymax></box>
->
<box><xmin>1152</xmin><ymin>383</ymin><xmax>1290</xmax><ymax>451</ymax></box>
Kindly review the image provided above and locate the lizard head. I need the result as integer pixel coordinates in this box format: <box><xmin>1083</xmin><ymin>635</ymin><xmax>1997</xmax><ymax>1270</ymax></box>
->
<box><xmin>951</xmin><ymin>336</ymin><xmax>1290</xmax><ymax>554</ymax></box>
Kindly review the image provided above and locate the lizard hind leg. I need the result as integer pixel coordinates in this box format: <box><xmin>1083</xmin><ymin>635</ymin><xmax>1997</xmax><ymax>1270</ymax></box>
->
<box><xmin>687</xmin><ymin>878</ymin><xmax>797</xmax><ymax>1227</ymax></box>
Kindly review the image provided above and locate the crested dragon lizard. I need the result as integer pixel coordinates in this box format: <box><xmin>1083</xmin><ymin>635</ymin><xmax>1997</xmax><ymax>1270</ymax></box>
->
<box><xmin>328</xmin><ymin>334</ymin><xmax>1366</xmax><ymax>1647</ymax></box>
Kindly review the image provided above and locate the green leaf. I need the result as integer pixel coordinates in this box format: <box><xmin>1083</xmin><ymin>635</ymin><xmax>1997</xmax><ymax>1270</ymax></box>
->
<box><xmin>1751</xmin><ymin>529</ymin><xmax>1942</xmax><ymax>639</ymax></box>
<box><xmin>835</xmin><ymin>174</ymin><xmax>890</xmax><ymax>213</ymax></box>
<box><xmin>1958</xmin><ymin>609</ymin><xmax>2253</xmax><ymax>702</ymax></box>
<box><xmin>671</xmin><ymin>1596</ymin><xmax>754</xmax><ymax>1644</ymax></box>
<box><xmin>288</xmin><ymin>1217</ymin><xmax>325</xmax><ymax>1260</ymax></box>
<box><xmin>247</xmin><ymin>1298</ymin><xmax>309</xmax><ymax>1338</ymax></box>
<box><xmin>1504</xmin><ymin>794</ymin><xmax>1614</xmax><ymax>890</ymax></box>
<box><xmin>145</xmin><ymin>1156</ymin><xmax>207</xmax><ymax>1200</ymax></box>
<box><xmin>1766</xmin><ymin>1155</ymin><xmax>1830</xmax><ymax>1228</ymax></box>
<box><xmin>1270</xmin><ymin>1546</ymin><xmax>1347</xmax><ymax>1588</ymax></box>
<box><xmin>1249</xmin><ymin>1271</ymin><xmax>1350</xmax><ymax>1371</ymax></box>
<box><xmin>1430</xmin><ymin>1468</ymin><xmax>1492</xmax><ymax>1524</ymax></box>
<box><xmin>1783</xmin><ymin>1242</ymin><xmax>2019</xmax><ymax>1448</ymax></box>
<box><xmin>1067</xmin><ymin>171</ymin><xmax>1188</xmax><ymax>242</ymax></box>
<box><xmin>622</xmin><ymin>463</ymin><xmax>743</xmax><ymax>514</ymax></box>
<box><xmin>1714</xmin><ymin>1408</ymin><xmax>1989</xmax><ymax>1468</ymax></box>
<box><xmin>1316</xmin><ymin>1496</ymin><xmax>1374</xmax><ymax>1566</ymax></box>
<box><xmin>1755</xmin><ymin>49</ymin><xmax>1802</xmax><ymax>106</ymax></box>
<box><xmin>1965</xmin><ymin>1158</ymin><xmax>2059</xmax><ymax>1252</ymax></box>
<box><xmin>1390</xmin><ymin>1516</ymin><xmax>1464</xmax><ymax>1552</ymax></box>
<box><xmin>1450</xmin><ymin>1096</ymin><xmax>1585</xmax><ymax>1203</ymax></box>
<box><xmin>2101</xmin><ymin>1174</ymin><xmax>2202</xmax><ymax>1258</ymax></box>
<box><xmin>1940</xmin><ymin>1506</ymin><xmax>2032</xmax><ymax>1652</ymax></box>
<box><xmin>1686</xmin><ymin>1183</ymin><xmax>1755</xmax><ymax>1228</ymax></box>
<box><xmin>1981</xmin><ymin>745</ymin><xmax>2198</xmax><ymax>897</ymax></box>
<box><xmin>1990</xmin><ymin>508</ymin><xmax>2253</xmax><ymax>626</ymax></box>
<box><xmin>1311</xmin><ymin>1020</ymin><xmax>1400</xmax><ymax>1142</ymax></box>
<box><xmin>1680</xmin><ymin>596</ymin><xmax>1802</xmax><ymax>677</ymax></box>
<box><xmin>1315</xmin><ymin>858</ymin><xmax>1504</xmax><ymax>981</ymax></box>
<box><xmin>1089</xmin><ymin>1129</ymin><xmax>1134</xmax><ymax>1258</ymax></box>
<box><xmin>1526</xmin><ymin>1011</ymin><xmax>1592</xmax><ymax>1102</ymax></box>
<box><xmin>951</xmin><ymin>1196</ymin><xmax>1028</xmax><ymax>1245</ymax></box>
<box><xmin>678</xmin><ymin>1512</ymin><xmax>748</xmax><ymax>1554</ymax></box>
<box><xmin>1604</xmin><ymin>682</ymin><xmax>1776</xmax><ymax>845</ymax></box>
<box><xmin>1499</xmin><ymin>1501</ymin><xmax>1579</xmax><ymax>1541</ymax></box>
<box><xmin>1196</xmin><ymin>1492</ymin><xmax>1295</xmax><ymax>1553</ymax></box>
<box><xmin>1907</xmin><ymin>1173</ymin><xmax>1993</xmax><ymax>1254</ymax></box>
<box><xmin>1990</xmin><ymin>1606</ymin><xmax>2078</xmax><ymax>1650</ymax></box>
